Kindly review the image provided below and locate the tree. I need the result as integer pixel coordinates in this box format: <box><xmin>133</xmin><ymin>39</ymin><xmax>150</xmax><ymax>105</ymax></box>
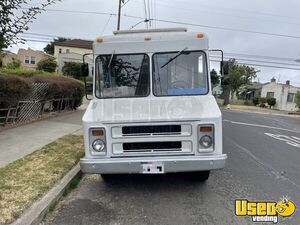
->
<box><xmin>0</xmin><ymin>0</ymin><xmax>60</xmax><ymax>52</ymax></box>
<box><xmin>222</xmin><ymin>59</ymin><xmax>257</xmax><ymax>103</ymax></box>
<box><xmin>37</xmin><ymin>57</ymin><xmax>57</xmax><ymax>72</ymax></box>
<box><xmin>62</xmin><ymin>62</ymin><xmax>83</xmax><ymax>80</ymax></box>
<box><xmin>44</xmin><ymin>37</ymin><xmax>69</xmax><ymax>55</ymax></box>
<box><xmin>296</xmin><ymin>91</ymin><xmax>300</xmax><ymax>108</ymax></box>
<box><xmin>267</xmin><ymin>97</ymin><xmax>276</xmax><ymax>108</ymax></box>
<box><xmin>210</xmin><ymin>69</ymin><xmax>220</xmax><ymax>87</ymax></box>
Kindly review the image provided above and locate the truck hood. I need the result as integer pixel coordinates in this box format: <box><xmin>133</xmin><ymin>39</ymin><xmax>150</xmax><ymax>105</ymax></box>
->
<box><xmin>83</xmin><ymin>95</ymin><xmax>221</xmax><ymax>124</ymax></box>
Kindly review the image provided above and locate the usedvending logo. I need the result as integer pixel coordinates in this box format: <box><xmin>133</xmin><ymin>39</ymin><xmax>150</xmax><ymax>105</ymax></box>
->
<box><xmin>235</xmin><ymin>196</ymin><xmax>296</xmax><ymax>223</ymax></box>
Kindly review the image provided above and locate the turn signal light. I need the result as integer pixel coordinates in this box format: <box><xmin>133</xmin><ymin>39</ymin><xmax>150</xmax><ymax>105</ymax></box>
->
<box><xmin>92</xmin><ymin>129</ymin><xmax>104</xmax><ymax>136</ymax></box>
<box><xmin>196</xmin><ymin>33</ymin><xmax>204</xmax><ymax>38</ymax></box>
<box><xmin>144</xmin><ymin>36</ymin><xmax>151</xmax><ymax>41</ymax></box>
<box><xmin>96</xmin><ymin>37</ymin><xmax>104</xmax><ymax>43</ymax></box>
<box><xmin>200</xmin><ymin>126</ymin><xmax>212</xmax><ymax>132</ymax></box>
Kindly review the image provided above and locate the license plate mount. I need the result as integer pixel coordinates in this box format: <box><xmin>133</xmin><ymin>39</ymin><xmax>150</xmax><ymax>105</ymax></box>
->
<box><xmin>141</xmin><ymin>162</ymin><xmax>164</xmax><ymax>174</ymax></box>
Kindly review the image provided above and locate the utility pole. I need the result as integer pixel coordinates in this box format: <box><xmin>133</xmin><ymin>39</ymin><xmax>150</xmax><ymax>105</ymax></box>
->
<box><xmin>117</xmin><ymin>0</ymin><xmax>123</xmax><ymax>30</ymax></box>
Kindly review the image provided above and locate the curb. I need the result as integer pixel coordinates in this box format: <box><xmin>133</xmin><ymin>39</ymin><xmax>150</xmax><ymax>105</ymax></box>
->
<box><xmin>11</xmin><ymin>164</ymin><xmax>82</xmax><ymax>225</ymax></box>
<box><xmin>225</xmin><ymin>108</ymin><xmax>300</xmax><ymax>118</ymax></box>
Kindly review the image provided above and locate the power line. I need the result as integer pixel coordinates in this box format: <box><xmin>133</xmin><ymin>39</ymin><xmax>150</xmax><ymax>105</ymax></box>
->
<box><xmin>156</xmin><ymin>0</ymin><xmax>300</xmax><ymax>21</ymax></box>
<box><xmin>222</xmin><ymin>52</ymin><xmax>298</xmax><ymax>62</ymax></box>
<box><xmin>152</xmin><ymin>18</ymin><xmax>300</xmax><ymax>39</ymax></box>
<box><xmin>130</xmin><ymin>0</ymin><xmax>300</xmax><ymax>27</ymax></box>
<box><xmin>24</xmin><ymin>6</ymin><xmax>300</xmax><ymax>40</ymax></box>
<box><xmin>210</xmin><ymin>59</ymin><xmax>300</xmax><ymax>71</ymax></box>
<box><xmin>210</xmin><ymin>56</ymin><xmax>300</xmax><ymax>67</ymax></box>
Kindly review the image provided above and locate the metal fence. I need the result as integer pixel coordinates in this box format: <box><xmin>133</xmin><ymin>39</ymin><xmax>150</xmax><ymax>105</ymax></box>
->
<box><xmin>0</xmin><ymin>83</ymin><xmax>75</xmax><ymax>126</ymax></box>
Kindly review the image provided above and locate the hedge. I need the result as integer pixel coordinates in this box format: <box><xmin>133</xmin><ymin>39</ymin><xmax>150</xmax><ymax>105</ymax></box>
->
<box><xmin>0</xmin><ymin>74</ymin><xmax>31</xmax><ymax>99</ymax></box>
<box><xmin>0</xmin><ymin>71</ymin><xmax>84</xmax><ymax>109</ymax></box>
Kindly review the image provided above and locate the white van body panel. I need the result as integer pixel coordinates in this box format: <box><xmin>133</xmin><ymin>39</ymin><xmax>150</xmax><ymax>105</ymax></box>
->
<box><xmin>80</xmin><ymin>28</ymin><xmax>226</xmax><ymax>174</ymax></box>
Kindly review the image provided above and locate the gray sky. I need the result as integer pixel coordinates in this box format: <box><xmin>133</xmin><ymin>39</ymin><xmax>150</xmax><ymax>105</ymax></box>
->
<box><xmin>9</xmin><ymin>0</ymin><xmax>300</xmax><ymax>86</ymax></box>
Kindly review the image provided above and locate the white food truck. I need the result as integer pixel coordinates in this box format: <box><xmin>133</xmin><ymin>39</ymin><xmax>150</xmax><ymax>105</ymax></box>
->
<box><xmin>80</xmin><ymin>28</ymin><xmax>227</xmax><ymax>181</ymax></box>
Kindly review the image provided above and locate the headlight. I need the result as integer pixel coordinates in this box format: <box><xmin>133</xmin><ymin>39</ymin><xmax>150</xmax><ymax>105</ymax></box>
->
<box><xmin>199</xmin><ymin>135</ymin><xmax>213</xmax><ymax>148</ymax></box>
<box><xmin>92</xmin><ymin>139</ymin><xmax>105</xmax><ymax>152</ymax></box>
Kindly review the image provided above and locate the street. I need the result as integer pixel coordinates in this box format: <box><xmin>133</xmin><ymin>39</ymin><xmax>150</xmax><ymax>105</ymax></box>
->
<box><xmin>48</xmin><ymin>110</ymin><xmax>300</xmax><ymax>225</ymax></box>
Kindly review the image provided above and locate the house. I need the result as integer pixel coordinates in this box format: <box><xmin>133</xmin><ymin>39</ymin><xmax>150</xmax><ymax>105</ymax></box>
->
<box><xmin>1</xmin><ymin>51</ymin><xmax>17</xmax><ymax>66</ymax></box>
<box><xmin>54</xmin><ymin>39</ymin><xmax>93</xmax><ymax>75</ymax></box>
<box><xmin>261</xmin><ymin>78</ymin><xmax>300</xmax><ymax>111</ymax></box>
<box><xmin>17</xmin><ymin>48</ymin><xmax>48</xmax><ymax>69</ymax></box>
<box><xmin>238</xmin><ymin>82</ymin><xmax>263</xmax><ymax>101</ymax></box>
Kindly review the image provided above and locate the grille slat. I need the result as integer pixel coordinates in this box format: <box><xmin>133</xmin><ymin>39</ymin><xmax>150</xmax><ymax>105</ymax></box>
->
<box><xmin>122</xmin><ymin>125</ymin><xmax>181</xmax><ymax>136</ymax></box>
<box><xmin>123</xmin><ymin>141</ymin><xmax>182</xmax><ymax>151</ymax></box>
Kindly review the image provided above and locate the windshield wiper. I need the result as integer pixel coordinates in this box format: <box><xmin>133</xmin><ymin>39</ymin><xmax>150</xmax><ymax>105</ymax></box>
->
<box><xmin>160</xmin><ymin>47</ymin><xmax>188</xmax><ymax>69</ymax></box>
<box><xmin>108</xmin><ymin>50</ymin><xmax>115</xmax><ymax>68</ymax></box>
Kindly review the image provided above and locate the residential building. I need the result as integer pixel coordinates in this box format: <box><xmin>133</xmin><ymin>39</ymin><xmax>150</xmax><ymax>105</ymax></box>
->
<box><xmin>238</xmin><ymin>82</ymin><xmax>263</xmax><ymax>101</ymax></box>
<box><xmin>261</xmin><ymin>78</ymin><xmax>300</xmax><ymax>111</ymax></box>
<box><xmin>17</xmin><ymin>48</ymin><xmax>48</xmax><ymax>69</ymax></box>
<box><xmin>54</xmin><ymin>39</ymin><xmax>93</xmax><ymax>75</ymax></box>
<box><xmin>1</xmin><ymin>51</ymin><xmax>17</xmax><ymax>66</ymax></box>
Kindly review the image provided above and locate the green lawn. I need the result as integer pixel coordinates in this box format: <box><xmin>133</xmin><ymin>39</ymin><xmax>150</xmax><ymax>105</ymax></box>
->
<box><xmin>0</xmin><ymin>135</ymin><xmax>84</xmax><ymax>225</ymax></box>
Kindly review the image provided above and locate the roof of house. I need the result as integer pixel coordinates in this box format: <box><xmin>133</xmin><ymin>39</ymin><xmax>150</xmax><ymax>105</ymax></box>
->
<box><xmin>55</xmin><ymin>39</ymin><xmax>93</xmax><ymax>49</ymax></box>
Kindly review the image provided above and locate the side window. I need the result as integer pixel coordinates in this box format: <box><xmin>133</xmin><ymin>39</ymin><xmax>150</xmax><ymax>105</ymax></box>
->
<box><xmin>66</xmin><ymin>49</ymin><xmax>70</xmax><ymax>53</ymax></box>
<box><xmin>267</xmin><ymin>92</ymin><xmax>274</xmax><ymax>98</ymax></box>
<box><xmin>24</xmin><ymin>56</ymin><xmax>30</xmax><ymax>64</ymax></box>
<box><xmin>30</xmin><ymin>56</ymin><xmax>36</xmax><ymax>65</ymax></box>
<box><xmin>287</xmin><ymin>93</ymin><xmax>295</xmax><ymax>103</ymax></box>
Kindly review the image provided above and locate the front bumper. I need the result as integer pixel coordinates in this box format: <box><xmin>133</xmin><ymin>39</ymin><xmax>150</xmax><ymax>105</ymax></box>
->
<box><xmin>80</xmin><ymin>154</ymin><xmax>227</xmax><ymax>174</ymax></box>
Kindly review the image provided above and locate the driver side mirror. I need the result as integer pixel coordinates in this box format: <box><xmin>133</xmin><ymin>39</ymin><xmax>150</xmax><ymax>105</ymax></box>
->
<box><xmin>220</xmin><ymin>61</ymin><xmax>230</xmax><ymax>85</ymax></box>
<box><xmin>81</xmin><ymin>63</ymin><xmax>89</xmax><ymax>77</ymax></box>
<box><xmin>220</xmin><ymin>61</ymin><xmax>229</xmax><ymax>76</ymax></box>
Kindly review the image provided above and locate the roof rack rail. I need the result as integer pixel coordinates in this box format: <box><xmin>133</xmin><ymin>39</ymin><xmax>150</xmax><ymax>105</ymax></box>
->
<box><xmin>113</xmin><ymin>27</ymin><xmax>187</xmax><ymax>35</ymax></box>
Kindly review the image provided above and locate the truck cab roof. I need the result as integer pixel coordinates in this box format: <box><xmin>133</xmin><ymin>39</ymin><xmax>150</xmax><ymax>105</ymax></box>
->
<box><xmin>93</xmin><ymin>28</ymin><xmax>209</xmax><ymax>54</ymax></box>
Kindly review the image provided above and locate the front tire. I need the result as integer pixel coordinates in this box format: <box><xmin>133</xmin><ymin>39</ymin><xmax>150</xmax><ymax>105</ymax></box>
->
<box><xmin>188</xmin><ymin>171</ymin><xmax>210</xmax><ymax>182</ymax></box>
<box><xmin>100</xmin><ymin>174</ymin><xmax>117</xmax><ymax>182</ymax></box>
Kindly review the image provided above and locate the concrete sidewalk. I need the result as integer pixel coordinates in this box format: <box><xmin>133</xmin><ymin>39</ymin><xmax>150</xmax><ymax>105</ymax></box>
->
<box><xmin>0</xmin><ymin>103</ymin><xmax>88</xmax><ymax>168</ymax></box>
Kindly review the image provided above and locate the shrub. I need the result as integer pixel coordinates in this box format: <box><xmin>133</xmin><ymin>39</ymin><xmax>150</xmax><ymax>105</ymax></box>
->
<box><xmin>0</xmin><ymin>74</ymin><xmax>31</xmax><ymax>99</ymax></box>
<box><xmin>260</xmin><ymin>97</ymin><xmax>267</xmax><ymax>104</ymax></box>
<box><xmin>296</xmin><ymin>91</ymin><xmax>300</xmax><ymax>108</ymax></box>
<box><xmin>0</xmin><ymin>71</ymin><xmax>84</xmax><ymax>109</ymax></box>
<box><xmin>37</xmin><ymin>57</ymin><xmax>57</xmax><ymax>73</ymax></box>
<box><xmin>5</xmin><ymin>58</ymin><xmax>21</xmax><ymax>69</ymax></box>
<box><xmin>267</xmin><ymin>97</ymin><xmax>276</xmax><ymax>108</ymax></box>
<box><xmin>0</xmin><ymin>68</ymin><xmax>56</xmax><ymax>77</ymax></box>
<box><xmin>62</xmin><ymin>62</ymin><xmax>83</xmax><ymax>80</ymax></box>
<box><xmin>33</xmin><ymin>76</ymin><xmax>84</xmax><ymax>109</ymax></box>
<box><xmin>252</xmin><ymin>96</ymin><xmax>260</xmax><ymax>105</ymax></box>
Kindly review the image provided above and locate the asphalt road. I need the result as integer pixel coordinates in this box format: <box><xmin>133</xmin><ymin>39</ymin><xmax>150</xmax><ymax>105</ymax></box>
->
<box><xmin>48</xmin><ymin>110</ymin><xmax>300</xmax><ymax>225</ymax></box>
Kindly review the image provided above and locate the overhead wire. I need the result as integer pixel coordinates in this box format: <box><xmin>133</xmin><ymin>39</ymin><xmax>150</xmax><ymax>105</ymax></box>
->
<box><xmin>20</xmin><ymin>7</ymin><xmax>300</xmax><ymax>39</ymax></box>
<box><xmin>210</xmin><ymin>60</ymin><xmax>300</xmax><ymax>71</ymax></box>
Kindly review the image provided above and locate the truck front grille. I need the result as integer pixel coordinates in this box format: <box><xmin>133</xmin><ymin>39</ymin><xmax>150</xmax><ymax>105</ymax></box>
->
<box><xmin>122</xmin><ymin>125</ymin><xmax>181</xmax><ymax>136</ymax></box>
<box><xmin>123</xmin><ymin>141</ymin><xmax>182</xmax><ymax>153</ymax></box>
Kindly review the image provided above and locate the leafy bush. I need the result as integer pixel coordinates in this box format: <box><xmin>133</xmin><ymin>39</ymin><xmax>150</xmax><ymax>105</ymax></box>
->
<box><xmin>0</xmin><ymin>71</ymin><xmax>84</xmax><ymax>109</ymax></box>
<box><xmin>296</xmin><ymin>91</ymin><xmax>300</xmax><ymax>108</ymax></box>
<box><xmin>267</xmin><ymin>97</ymin><xmax>276</xmax><ymax>108</ymax></box>
<box><xmin>5</xmin><ymin>58</ymin><xmax>21</xmax><ymax>69</ymax></box>
<box><xmin>0</xmin><ymin>68</ymin><xmax>56</xmax><ymax>77</ymax></box>
<box><xmin>252</xmin><ymin>96</ymin><xmax>260</xmax><ymax>105</ymax></box>
<box><xmin>32</xmin><ymin>76</ymin><xmax>84</xmax><ymax>109</ymax></box>
<box><xmin>62</xmin><ymin>62</ymin><xmax>83</xmax><ymax>80</ymax></box>
<box><xmin>37</xmin><ymin>57</ymin><xmax>57</xmax><ymax>73</ymax></box>
<box><xmin>0</xmin><ymin>74</ymin><xmax>31</xmax><ymax>99</ymax></box>
<box><xmin>260</xmin><ymin>97</ymin><xmax>267</xmax><ymax>104</ymax></box>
